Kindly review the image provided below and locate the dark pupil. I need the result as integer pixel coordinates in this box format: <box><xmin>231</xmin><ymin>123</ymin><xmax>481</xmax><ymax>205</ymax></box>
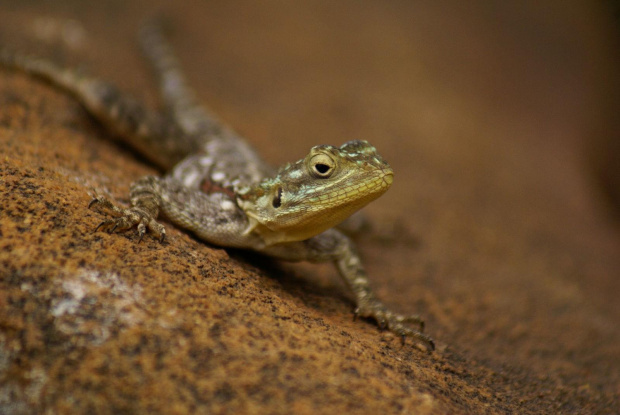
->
<box><xmin>315</xmin><ymin>163</ymin><xmax>330</xmax><ymax>174</ymax></box>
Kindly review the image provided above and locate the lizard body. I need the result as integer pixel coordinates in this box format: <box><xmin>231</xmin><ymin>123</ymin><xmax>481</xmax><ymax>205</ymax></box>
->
<box><xmin>0</xmin><ymin>22</ymin><xmax>434</xmax><ymax>350</ymax></box>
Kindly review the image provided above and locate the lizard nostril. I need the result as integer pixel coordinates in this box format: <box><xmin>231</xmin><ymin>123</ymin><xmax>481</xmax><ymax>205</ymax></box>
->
<box><xmin>272</xmin><ymin>186</ymin><xmax>282</xmax><ymax>208</ymax></box>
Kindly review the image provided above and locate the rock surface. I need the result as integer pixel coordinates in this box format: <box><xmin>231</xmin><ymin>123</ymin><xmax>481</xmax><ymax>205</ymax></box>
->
<box><xmin>1</xmin><ymin>1</ymin><xmax>619</xmax><ymax>414</ymax></box>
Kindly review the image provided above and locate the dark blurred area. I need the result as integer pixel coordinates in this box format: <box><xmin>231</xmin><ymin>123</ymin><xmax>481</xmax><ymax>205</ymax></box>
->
<box><xmin>597</xmin><ymin>0</ymin><xmax>620</xmax><ymax>221</ymax></box>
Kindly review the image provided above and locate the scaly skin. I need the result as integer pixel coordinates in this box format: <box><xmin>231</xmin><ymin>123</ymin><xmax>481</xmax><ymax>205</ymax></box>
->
<box><xmin>0</xmin><ymin>22</ymin><xmax>434</xmax><ymax>351</ymax></box>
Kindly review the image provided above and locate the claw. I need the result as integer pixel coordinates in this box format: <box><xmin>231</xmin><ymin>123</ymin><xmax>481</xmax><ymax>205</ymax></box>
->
<box><xmin>94</xmin><ymin>221</ymin><xmax>107</xmax><ymax>232</ymax></box>
<box><xmin>88</xmin><ymin>198</ymin><xmax>99</xmax><ymax>209</ymax></box>
<box><xmin>397</xmin><ymin>329</ymin><xmax>435</xmax><ymax>352</ymax></box>
<box><xmin>137</xmin><ymin>223</ymin><xmax>146</xmax><ymax>243</ymax></box>
<box><xmin>159</xmin><ymin>233</ymin><xmax>166</xmax><ymax>244</ymax></box>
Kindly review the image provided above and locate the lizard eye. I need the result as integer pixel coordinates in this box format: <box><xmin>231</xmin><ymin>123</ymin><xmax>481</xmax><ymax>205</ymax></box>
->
<box><xmin>309</xmin><ymin>154</ymin><xmax>335</xmax><ymax>178</ymax></box>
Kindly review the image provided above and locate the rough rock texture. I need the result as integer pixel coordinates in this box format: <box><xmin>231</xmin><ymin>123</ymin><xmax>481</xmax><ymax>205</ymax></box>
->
<box><xmin>1</xmin><ymin>1</ymin><xmax>619</xmax><ymax>414</ymax></box>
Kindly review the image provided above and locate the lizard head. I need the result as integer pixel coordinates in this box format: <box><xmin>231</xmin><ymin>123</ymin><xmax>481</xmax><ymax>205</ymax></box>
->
<box><xmin>237</xmin><ymin>140</ymin><xmax>393</xmax><ymax>245</ymax></box>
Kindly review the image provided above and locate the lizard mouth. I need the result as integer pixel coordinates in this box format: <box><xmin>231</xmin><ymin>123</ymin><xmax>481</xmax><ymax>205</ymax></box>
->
<box><xmin>382</xmin><ymin>171</ymin><xmax>394</xmax><ymax>186</ymax></box>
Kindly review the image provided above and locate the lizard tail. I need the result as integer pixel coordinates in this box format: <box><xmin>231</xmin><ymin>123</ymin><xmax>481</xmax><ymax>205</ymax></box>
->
<box><xmin>0</xmin><ymin>47</ymin><xmax>199</xmax><ymax>170</ymax></box>
<box><xmin>139</xmin><ymin>20</ymin><xmax>228</xmax><ymax>140</ymax></box>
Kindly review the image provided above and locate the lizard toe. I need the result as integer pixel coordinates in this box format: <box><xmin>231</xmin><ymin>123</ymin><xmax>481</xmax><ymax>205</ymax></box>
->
<box><xmin>356</xmin><ymin>298</ymin><xmax>433</xmax><ymax>350</ymax></box>
<box><xmin>91</xmin><ymin>200</ymin><xmax>166</xmax><ymax>243</ymax></box>
<box><xmin>392</xmin><ymin>325</ymin><xmax>435</xmax><ymax>351</ymax></box>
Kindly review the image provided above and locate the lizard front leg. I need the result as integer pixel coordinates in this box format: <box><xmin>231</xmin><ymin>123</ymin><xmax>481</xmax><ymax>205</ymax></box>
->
<box><xmin>334</xmin><ymin>235</ymin><xmax>434</xmax><ymax>351</ymax></box>
<box><xmin>263</xmin><ymin>230</ymin><xmax>435</xmax><ymax>351</ymax></box>
<box><xmin>90</xmin><ymin>176</ymin><xmax>166</xmax><ymax>243</ymax></box>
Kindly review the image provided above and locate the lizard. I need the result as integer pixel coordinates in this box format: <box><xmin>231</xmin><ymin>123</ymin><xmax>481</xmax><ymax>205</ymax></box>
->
<box><xmin>0</xmin><ymin>22</ymin><xmax>434</xmax><ymax>351</ymax></box>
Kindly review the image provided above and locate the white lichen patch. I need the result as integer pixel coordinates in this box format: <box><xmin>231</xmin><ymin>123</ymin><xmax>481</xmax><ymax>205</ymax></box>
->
<box><xmin>50</xmin><ymin>269</ymin><xmax>146</xmax><ymax>345</ymax></box>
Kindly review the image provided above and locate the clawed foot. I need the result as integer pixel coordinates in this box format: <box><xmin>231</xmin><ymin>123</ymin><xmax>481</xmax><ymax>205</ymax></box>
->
<box><xmin>355</xmin><ymin>298</ymin><xmax>435</xmax><ymax>351</ymax></box>
<box><xmin>88</xmin><ymin>196</ymin><xmax>166</xmax><ymax>243</ymax></box>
